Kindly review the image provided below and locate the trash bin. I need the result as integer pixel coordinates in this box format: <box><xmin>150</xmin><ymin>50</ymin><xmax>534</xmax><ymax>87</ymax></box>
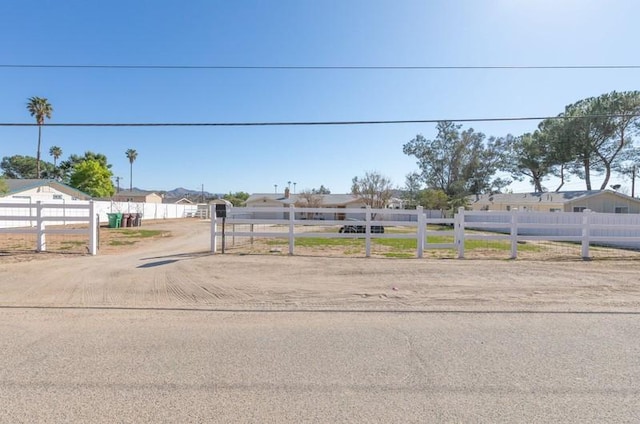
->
<box><xmin>133</xmin><ymin>213</ymin><xmax>142</xmax><ymax>227</ymax></box>
<box><xmin>122</xmin><ymin>213</ymin><xmax>132</xmax><ymax>228</ymax></box>
<box><xmin>107</xmin><ymin>213</ymin><xmax>122</xmax><ymax>228</ymax></box>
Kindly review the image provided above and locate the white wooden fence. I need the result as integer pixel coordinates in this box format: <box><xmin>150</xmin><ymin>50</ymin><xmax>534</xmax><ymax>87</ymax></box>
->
<box><xmin>210</xmin><ymin>205</ymin><xmax>456</xmax><ymax>258</ymax></box>
<box><xmin>0</xmin><ymin>201</ymin><xmax>97</xmax><ymax>255</ymax></box>
<box><xmin>0</xmin><ymin>198</ymin><xmax>200</xmax><ymax>228</ymax></box>
<box><xmin>210</xmin><ymin>205</ymin><xmax>640</xmax><ymax>259</ymax></box>
<box><xmin>0</xmin><ymin>199</ymin><xmax>201</xmax><ymax>255</ymax></box>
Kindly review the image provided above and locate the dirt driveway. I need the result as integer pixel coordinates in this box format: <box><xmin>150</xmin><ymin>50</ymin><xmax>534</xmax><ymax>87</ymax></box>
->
<box><xmin>1</xmin><ymin>219</ymin><xmax>639</xmax><ymax>312</ymax></box>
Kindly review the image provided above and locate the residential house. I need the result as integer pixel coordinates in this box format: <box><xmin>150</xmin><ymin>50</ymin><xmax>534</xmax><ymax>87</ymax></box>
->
<box><xmin>245</xmin><ymin>190</ymin><xmax>369</xmax><ymax>220</ymax></box>
<box><xmin>469</xmin><ymin>190</ymin><xmax>640</xmax><ymax>214</ymax></box>
<box><xmin>1</xmin><ymin>179</ymin><xmax>91</xmax><ymax>202</ymax></box>
<box><xmin>112</xmin><ymin>189</ymin><xmax>163</xmax><ymax>203</ymax></box>
<box><xmin>162</xmin><ymin>197</ymin><xmax>194</xmax><ymax>205</ymax></box>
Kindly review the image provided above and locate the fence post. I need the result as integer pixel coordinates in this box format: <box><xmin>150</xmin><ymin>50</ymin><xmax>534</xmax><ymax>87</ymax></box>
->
<box><xmin>417</xmin><ymin>206</ymin><xmax>425</xmax><ymax>258</ymax></box>
<box><xmin>88</xmin><ymin>201</ymin><xmax>97</xmax><ymax>255</ymax></box>
<box><xmin>456</xmin><ymin>207</ymin><xmax>465</xmax><ymax>259</ymax></box>
<box><xmin>365</xmin><ymin>206</ymin><xmax>372</xmax><ymax>258</ymax></box>
<box><xmin>289</xmin><ymin>204</ymin><xmax>295</xmax><ymax>255</ymax></box>
<box><xmin>510</xmin><ymin>210</ymin><xmax>518</xmax><ymax>259</ymax></box>
<box><xmin>36</xmin><ymin>201</ymin><xmax>46</xmax><ymax>252</ymax></box>
<box><xmin>581</xmin><ymin>209</ymin><xmax>591</xmax><ymax>260</ymax></box>
<box><xmin>210</xmin><ymin>204</ymin><xmax>217</xmax><ymax>254</ymax></box>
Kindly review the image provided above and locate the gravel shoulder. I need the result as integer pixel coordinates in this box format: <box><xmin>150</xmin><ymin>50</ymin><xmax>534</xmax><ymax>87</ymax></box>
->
<box><xmin>1</xmin><ymin>219</ymin><xmax>639</xmax><ymax>312</ymax></box>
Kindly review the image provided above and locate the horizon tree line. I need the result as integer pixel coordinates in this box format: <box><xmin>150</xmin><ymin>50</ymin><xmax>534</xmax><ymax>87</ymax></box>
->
<box><xmin>4</xmin><ymin>91</ymin><xmax>640</xmax><ymax>202</ymax></box>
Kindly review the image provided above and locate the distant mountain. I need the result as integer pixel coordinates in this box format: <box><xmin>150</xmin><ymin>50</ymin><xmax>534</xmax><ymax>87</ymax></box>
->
<box><xmin>126</xmin><ymin>187</ymin><xmax>222</xmax><ymax>199</ymax></box>
<box><xmin>163</xmin><ymin>187</ymin><xmax>221</xmax><ymax>199</ymax></box>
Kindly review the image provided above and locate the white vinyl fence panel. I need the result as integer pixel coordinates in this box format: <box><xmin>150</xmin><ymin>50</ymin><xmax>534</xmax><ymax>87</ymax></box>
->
<box><xmin>0</xmin><ymin>201</ymin><xmax>97</xmax><ymax>254</ymax></box>
<box><xmin>0</xmin><ymin>199</ymin><xmax>201</xmax><ymax>255</ymax></box>
<box><xmin>211</xmin><ymin>206</ymin><xmax>640</xmax><ymax>259</ymax></box>
<box><xmin>0</xmin><ymin>198</ymin><xmax>200</xmax><ymax>228</ymax></box>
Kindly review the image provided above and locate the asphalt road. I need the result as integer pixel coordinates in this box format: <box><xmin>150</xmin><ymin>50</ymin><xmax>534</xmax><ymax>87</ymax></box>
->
<box><xmin>1</xmin><ymin>309</ymin><xmax>638</xmax><ymax>423</ymax></box>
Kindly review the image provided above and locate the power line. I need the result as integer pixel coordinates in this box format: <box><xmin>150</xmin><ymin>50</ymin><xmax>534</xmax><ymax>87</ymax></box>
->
<box><xmin>1</xmin><ymin>64</ymin><xmax>640</xmax><ymax>71</ymax></box>
<box><xmin>1</xmin><ymin>114</ymin><xmax>638</xmax><ymax>127</ymax></box>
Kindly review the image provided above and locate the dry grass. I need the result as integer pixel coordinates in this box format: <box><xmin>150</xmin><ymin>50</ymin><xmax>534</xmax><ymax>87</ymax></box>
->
<box><xmin>0</xmin><ymin>220</ymin><xmax>174</xmax><ymax>259</ymax></box>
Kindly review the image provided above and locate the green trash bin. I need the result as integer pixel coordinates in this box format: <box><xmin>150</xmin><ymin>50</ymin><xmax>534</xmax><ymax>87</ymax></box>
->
<box><xmin>107</xmin><ymin>213</ymin><xmax>123</xmax><ymax>228</ymax></box>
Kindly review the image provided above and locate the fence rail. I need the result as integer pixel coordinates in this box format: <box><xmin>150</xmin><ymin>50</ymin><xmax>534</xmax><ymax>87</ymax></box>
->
<box><xmin>210</xmin><ymin>205</ymin><xmax>640</xmax><ymax>259</ymax></box>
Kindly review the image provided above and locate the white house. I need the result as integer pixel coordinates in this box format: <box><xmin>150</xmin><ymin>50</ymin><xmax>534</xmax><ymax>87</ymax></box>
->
<box><xmin>469</xmin><ymin>190</ymin><xmax>640</xmax><ymax>214</ymax></box>
<box><xmin>1</xmin><ymin>179</ymin><xmax>91</xmax><ymax>202</ymax></box>
<box><xmin>244</xmin><ymin>190</ymin><xmax>369</xmax><ymax>220</ymax></box>
<box><xmin>245</xmin><ymin>192</ymin><xmax>366</xmax><ymax>208</ymax></box>
<box><xmin>111</xmin><ymin>189</ymin><xmax>163</xmax><ymax>203</ymax></box>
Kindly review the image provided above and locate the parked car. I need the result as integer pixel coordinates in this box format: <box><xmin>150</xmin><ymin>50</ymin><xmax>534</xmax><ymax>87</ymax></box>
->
<box><xmin>338</xmin><ymin>218</ymin><xmax>384</xmax><ymax>234</ymax></box>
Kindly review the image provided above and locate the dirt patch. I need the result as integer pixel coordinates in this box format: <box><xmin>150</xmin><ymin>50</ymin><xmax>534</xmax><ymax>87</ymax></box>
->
<box><xmin>219</xmin><ymin>234</ymin><xmax>640</xmax><ymax>261</ymax></box>
<box><xmin>0</xmin><ymin>218</ymin><xmax>195</xmax><ymax>263</ymax></box>
<box><xmin>1</xmin><ymin>219</ymin><xmax>640</xmax><ymax>312</ymax></box>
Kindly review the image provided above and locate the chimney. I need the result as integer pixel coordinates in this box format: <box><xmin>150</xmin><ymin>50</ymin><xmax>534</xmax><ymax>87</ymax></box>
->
<box><xmin>284</xmin><ymin>187</ymin><xmax>290</xmax><ymax>199</ymax></box>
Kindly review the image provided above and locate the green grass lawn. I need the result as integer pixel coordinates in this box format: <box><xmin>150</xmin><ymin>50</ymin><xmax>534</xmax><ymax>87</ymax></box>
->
<box><xmin>265</xmin><ymin>233</ymin><xmax>542</xmax><ymax>257</ymax></box>
<box><xmin>106</xmin><ymin>229</ymin><xmax>167</xmax><ymax>246</ymax></box>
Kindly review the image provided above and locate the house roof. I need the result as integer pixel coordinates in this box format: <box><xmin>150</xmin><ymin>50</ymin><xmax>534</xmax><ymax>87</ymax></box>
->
<box><xmin>3</xmin><ymin>179</ymin><xmax>91</xmax><ymax>200</ymax></box>
<box><xmin>162</xmin><ymin>197</ymin><xmax>194</xmax><ymax>204</ymax></box>
<box><xmin>246</xmin><ymin>193</ymin><xmax>364</xmax><ymax>206</ymax></box>
<box><xmin>470</xmin><ymin>190</ymin><xmax>640</xmax><ymax>205</ymax></box>
<box><xmin>114</xmin><ymin>189</ymin><xmax>160</xmax><ymax>197</ymax></box>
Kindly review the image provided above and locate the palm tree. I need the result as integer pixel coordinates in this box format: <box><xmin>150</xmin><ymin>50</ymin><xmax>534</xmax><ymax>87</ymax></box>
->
<box><xmin>49</xmin><ymin>146</ymin><xmax>63</xmax><ymax>180</ymax></box>
<box><xmin>27</xmin><ymin>96</ymin><xmax>53</xmax><ymax>179</ymax></box>
<box><xmin>49</xmin><ymin>146</ymin><xmax>62</xmax><ymax>167</ymax></box>
<box><xmin>125</xmin><ymin>149</ymin><xmax>138</xmax><ymax>191</ymax></box>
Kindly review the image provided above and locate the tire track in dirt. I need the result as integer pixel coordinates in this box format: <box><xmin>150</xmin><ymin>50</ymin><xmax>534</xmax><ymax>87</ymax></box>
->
<box><xmin>102</xmin><ymin>270</ymin><xmax>130</xmax><ymax>306</ymax></box>
<box><xmin>184</xmin><ymin>261</ymin><xmax>257</xmax><ymax>302</ymax></box>
<box><xmin>164</xmin><ymin>273</ymin><xmax>196</xmax><ymax>305</ymax></box>
<box><xmin>181</xmin><ymin>275</ymin><xmax>227</xmax><ymax>304</ymax></box>
<box><xmin>152</xmin><ymin>272</ymin><xmax>170</xmax><ymax>306</ymax></box>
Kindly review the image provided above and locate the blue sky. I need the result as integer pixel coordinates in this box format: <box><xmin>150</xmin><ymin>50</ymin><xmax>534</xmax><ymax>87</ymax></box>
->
<box><xmin>1</xmin><ymin>0</ymin><xmax>639</xmax><ymax>195</ymax></box>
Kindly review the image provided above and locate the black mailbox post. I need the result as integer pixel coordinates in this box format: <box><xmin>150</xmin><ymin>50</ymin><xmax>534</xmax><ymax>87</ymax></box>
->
<box><xmin>215</xmin><ymin>203</ymin><xmax>227</xmax><ymax>218</ymax></box>
<box><xmin>215</xmin><ymin>203</ymin><xmax>229</xmax><ymax>253</ymax></box>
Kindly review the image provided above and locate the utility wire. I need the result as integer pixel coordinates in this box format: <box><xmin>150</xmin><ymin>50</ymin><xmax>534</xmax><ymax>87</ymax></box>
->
<box><xmin>1</xmin><ymin>64</ymin><xmax>640</xmax><ymax>70</ymax></box>
<box><xmin>1</xmin><ymin>114</ymin><xmax>638</xmax><ymax>127</ymax></box>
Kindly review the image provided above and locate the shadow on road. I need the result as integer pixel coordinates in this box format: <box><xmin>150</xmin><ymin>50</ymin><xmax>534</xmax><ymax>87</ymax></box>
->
<box><xmin>136</xmin><ymin>251</ymin><xmax>212</xmax><ymax>268</ymax></box>
<box><xmin>137</xmin><ymin>259</ymin><xmax>180</xmax><ymax>268</ymax></box>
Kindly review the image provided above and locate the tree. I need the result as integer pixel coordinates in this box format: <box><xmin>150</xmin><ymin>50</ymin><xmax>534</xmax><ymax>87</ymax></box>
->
<box><xmin>465</xmin><ymin>134</ymin><xmax>513</xmax><ymax>197</ymax></box>
<box><xmin>420</xmin><ymin>189</ymin><xmax>450</xmax><ymax>210</ymax></box>
<box><xmin>59</xmin><ymin>151</ymin><xmax>112</xmax><ymax>183</ymax></box>
<box><xmin>125</xmin><ymin>149</ymin><xmax>138</xmax><ymax>191</ymax></box>
<box><xmin>402</xmin><ymin>172</ymin><xmax>423</xmax><ymax>209</ymax></box>
<box><xmin>311</xmin><ymin>185</ymin><xmax>331</xmax><ymax>194</ymax></box>
<box><xmin>544</xmin><ymin>91</ymin><xmax>640</xmax><ymax>190</ymax></box>
<box><xmin>49</xmin><ymin>146</ymin><xmax>63</xmax><ymax>179</ymax></box>
<box><xmin>295</xmin><ymin>189</ymin><xmax>323</xmax><ymax>219</ymax></box>
<box><xmin>535</xmin><ymin>118</ymin><xmax>575</xmax><ymax>192</ymax></box>
<box><xmin>561</xmin><ymin>97</ymin><xmax>612</xmax><ymax>190</ymax></box>
<box><xmin>295</xmin><ymin>190</ymin><xmax>323</xmax><ymax>207</ymax></box>
<box><xmin>49</xmin><ymin>146</ymin><xmax>62</xmax><ymax>168</ymax></box>
<box><xmin>1</xmin><ymin>155</ymin><xmax>54</xmax><ymax>179</ymax></box>
<box><xmin>222</xmin><ymin>191</ymin><xmax>250</xmax><ymax>206</ymax></box>
<box><xmin>0</xmin><ymin>177</ymin><xmax>8</xmax><ymax>195</ymax></box>
<box><xmin>403</xmin><ymin>121</ymin><xmax>510</xmax><ymax>199</ymax></box>
<box><xmin>26</xmin><ymin>96</ymin><xmax>53</xmax><ymax>179</ymax></box>
<box><xmin>351</xmin><ymin>171</ymin><xmax>393</xmax><ymax>208</ymax></box>
<box><xmin>69</xmin><ymin>159</ymin><xmax>115</xmax><ymax>198</ymax></box>
<box><xmin>596</xmin><ymin>91</ymin><xmax>640</xmax><ymax>189</ymax></box>
<box><xmin>507</xmin><ymin>131</ymin><xmax>553</xmax><ymax>193</ymax></box>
